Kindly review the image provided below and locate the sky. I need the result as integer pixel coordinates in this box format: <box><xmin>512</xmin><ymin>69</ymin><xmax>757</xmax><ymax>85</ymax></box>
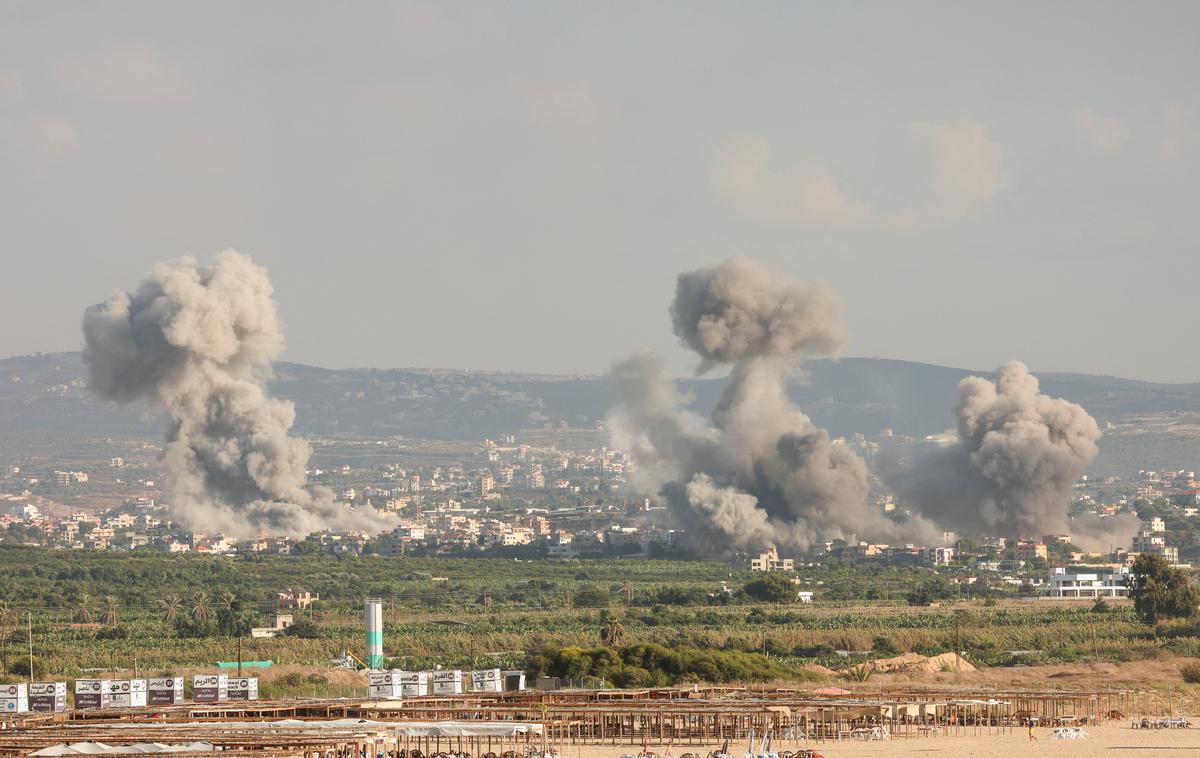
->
<box><xmin>2</xmin><ymin>2</ymin><xmax>1198</xmax><ymax>382</ymax></box>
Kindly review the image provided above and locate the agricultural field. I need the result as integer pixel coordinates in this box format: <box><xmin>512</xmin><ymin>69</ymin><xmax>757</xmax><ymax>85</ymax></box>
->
<box><xmin>1</xmin><ymin>547</ymin><xmax>1198</xmax><ymax>689</ymax></box>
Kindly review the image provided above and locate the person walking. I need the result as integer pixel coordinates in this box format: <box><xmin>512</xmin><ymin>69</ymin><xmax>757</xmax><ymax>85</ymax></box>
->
<box><xmin>1028</xmin><ymin>719</ymin><xmax>1037</xmax><ymax>742</ymax></box>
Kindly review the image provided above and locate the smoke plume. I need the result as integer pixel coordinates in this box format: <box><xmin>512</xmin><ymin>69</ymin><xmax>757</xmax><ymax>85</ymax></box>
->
<box><xmin>881</xmin><ymin>361</ymin><xmax>1115</xmax><ymax>540</ymax></box>
<box><xmin>82</xmin><ymin>250</ymin><xmax>388</xmax><ymax>538</ymax></box>
<box><xmin>610</xmin><ymin>256</ymin><xmax>935</xmax><ymax>553</ymax></box>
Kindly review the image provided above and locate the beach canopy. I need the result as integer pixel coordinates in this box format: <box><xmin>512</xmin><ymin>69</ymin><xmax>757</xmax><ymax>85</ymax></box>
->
<box><xmin>811</xmin><ymin>687</ymin><xmax>852</xmax><ymax>696</ymax></box>
<box><xmin>32</xmin><ymin>742</ymin><xmax>214</xmax><ymax>756</ymax></box>
<box><xmin>95</xmin><ymin>720</ymin><xmax>544</xmax><ymax>738</ymax></box>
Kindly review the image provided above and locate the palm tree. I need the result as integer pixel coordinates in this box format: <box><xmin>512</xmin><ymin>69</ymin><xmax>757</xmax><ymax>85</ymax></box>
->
<box><xmin>159</xmin><ymin>595</ymin><xmax>183</xmax><ymax>626</ymax></box>
<box><xmin>73</xmin><ymin>593</ymin><xmax>93</xmax><ymax>624</ymax></box>
<box><xmin>220</xmin><ymin>591</ymin><xmax>238</xmax><ymax>611</ymax></box>
<box><xmin>192</xmin><ymin>592</ymin><xmax>211</xmax><ymax>623</ymax></box>
<box><xmin>599</xmin><ymin>612</ymin><xmax>625</xmax><ymax>647</ymax></box>
<box><xmin>103</xmin><ymin>596</ymin><xmax>120</xmax><ymax>626</ymax></box>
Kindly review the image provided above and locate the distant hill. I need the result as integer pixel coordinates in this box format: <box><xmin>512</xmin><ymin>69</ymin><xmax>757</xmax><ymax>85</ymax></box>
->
<box><xmin>2</xmin><ymin>352</ymin><xmax>1199</xmax><ymax>476</ymax></box>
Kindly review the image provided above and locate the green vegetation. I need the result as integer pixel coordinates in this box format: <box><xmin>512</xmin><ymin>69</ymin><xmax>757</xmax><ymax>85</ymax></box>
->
<box><xmin>743</xmin><ymin>573</ymin><xmax>800</xmax><ymax>603</ymax></box>
<box><xmin>525</xmin><ymin>643</ymin><xmax>805</xmax><ymax>687</ymax></box>
<box><xmin>1129</xmin><ymin>554</ymin><xmax>1200</xmax><ymax>624</ymax></box>
<box><xmin>1</xmin><ymin>546</ymin><xmax>1198</xmax><ymax>683</ymax></box>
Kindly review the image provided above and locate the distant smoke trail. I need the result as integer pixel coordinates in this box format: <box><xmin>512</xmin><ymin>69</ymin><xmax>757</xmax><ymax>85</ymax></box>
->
<box><xmin>881</xmin><ymin>361</ymin><xmax>1127</xmax><ymax>540</ymax></box>
<box><xmin>82</xmin><ymin>250</ymin><xmax>388</xmax><ymax>538</ymax></box>
<box><xmin>610</xmin><ymin>256</ymin><xmax>936</xmax><ymax>553</ymax></box>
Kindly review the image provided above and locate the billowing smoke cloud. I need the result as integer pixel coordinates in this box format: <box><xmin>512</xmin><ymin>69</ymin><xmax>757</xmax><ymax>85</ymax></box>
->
<box><xmin>881</xmin><ymin>361</ymin><xmax>1130</xmax><ymax>541</ymax></box>
<box><xmin>82</xmin><ymin>250</ymin><xmax>389</xmax><ymax>538</ymax></box>
<box><xmin>610</xmin><ymin>256</ymin><xmax>936</xmax><ymax>553</ymax></box>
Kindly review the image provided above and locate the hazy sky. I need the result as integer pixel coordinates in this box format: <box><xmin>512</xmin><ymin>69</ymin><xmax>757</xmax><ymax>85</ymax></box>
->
<box><xmin>2</xmin><ymin>2</ymin><xmax>1198</xmax><ymax>381</ymax></box>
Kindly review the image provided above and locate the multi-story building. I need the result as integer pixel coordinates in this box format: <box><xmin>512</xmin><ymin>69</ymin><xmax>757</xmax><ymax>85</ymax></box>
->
<box><xmin>1015</xmin><ymin>540</ymin><xmax>1048</xmax><ymax>562</ymax></box>
<box><xmin>1048</xmin><ymin>567</ymin><xmax>1129</xmax><ymax>598</ymax></box>
<box><xmin>749</xmin><ymin>547</ymin><xmax>794</xmax><ymax>572</ymax></box>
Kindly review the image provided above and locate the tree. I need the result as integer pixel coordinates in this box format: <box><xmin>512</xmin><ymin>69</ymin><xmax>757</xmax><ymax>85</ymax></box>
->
<box><xmin>192</xmin><ymin>592</ymin><xmax>211</xmax><ymax>623</ymax></box>
<box><xmin>290</xmin><ymin>540</ymin><xmax>319</xmax><ymax>556</ymax></box>
<box><xmin>599</xmin><ymin>611</ymin><xmax>626</xmax><ymax>647</ymax></box>
<box><xmin>103</xmin><ymin>595</ymin><xmax>120</xmax><ymax>626</ymax></box>
<box><xmin>906</xmin><ymin>575</ymin><xmax>955</xmax><ymax>606</ymax></box>
<box><xmin>743</xmin><ymin>573</ymin><xmax>799</xmax><ymax>603</ymax></box>
<box><xmin>159</xmin><ymin>595</ymin><xmax>183</xmax><ymax>626</ymax></box>
<box><xmin>216</xmin><ymin>593</ymin><xmax>256</xmax><ymax>638</ymax></box>
<box><xmin>1128</xmin><ymin>554</ymin><xmax>1200</xmax><ymax>624</ymax></box>
<box><xmin>73</xmin><ymin>593</ymin><xmax>93</xmax><ymax>624</ymax></box>
<box><xmin>284</xmin><ymin>618</ymin><xmax>322</xmax><ymax>639</ymax></box>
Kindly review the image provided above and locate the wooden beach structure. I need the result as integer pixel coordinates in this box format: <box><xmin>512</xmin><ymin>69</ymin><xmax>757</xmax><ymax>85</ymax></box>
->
<box><xmin>0</xmin><ymin>684</ymin><xmax>1151</xmax><ymax>757</ymax></box>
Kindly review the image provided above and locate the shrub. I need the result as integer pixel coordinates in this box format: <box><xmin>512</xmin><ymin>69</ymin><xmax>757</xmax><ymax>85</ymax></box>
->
<box><xmin>527</xmin><ymin>642</ymin><xmax>790</xmax><ymax>686</ymax></box>
<box><xmin>744</xmin><ymin>573</ymin><xmax>799</xmax><ymax>603</ymax></box>
<box><xmin>573</xmin><ymin>585</ymin><xmax>610</xmax><ymax>608</ymax></box>
<box><xmin>278</xmin><ymin>672</ymin><xmax>304</xmax><ymax>687</ymax></box>
<box><xmin>844</xmin><ymin>665</ymin><xmax>872</xmax><ymax>682</ymax></box>
<box><xmin>1181</xmin><ymin>661</ymin><xmax>1200</xmax><ymax>684</ymax></box>
<box><xmin>872</xmin><ymin>635</ymin><xmax>901</xmax><ymax>656</ymax></box>
<box><xmin>285</xmin><ymin>619</ymin><xmax>323</xmax><ymax>639</ymax></box>
<box><xmin>95</xmin><ymin>625</ymin><xmax>129</xmax><ymax>640</ymax></box>
<box><xmin>9</xmin><ymin>656</ymin><xmax>47</xmax><ymax>679</ymax></box>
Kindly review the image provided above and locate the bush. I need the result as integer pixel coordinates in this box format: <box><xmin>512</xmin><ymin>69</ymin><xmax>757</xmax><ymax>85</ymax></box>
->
<box><xmin>743</xmin><ymin>573</ymin><xmax>799</xmax><ymax>603</ymax></box>
<box><xmin>95</xmin><ymin>625</ymin><xmax>129</xmax><ymax>640</ymax></box>
<box><xmin>285</xmin><ymin>619</ymin><xmax>323</xmax><ymax>639</ymax></box>
<box><xmin>1181</xmin><ymin>661</ymin><xmax>1200</xmax><ymax>684</ymax></box>
<box><xmin>526</xmin><ymin>642</ymin><xmax>791</xmax><ymax>687</ymax></box>
<box><xmin>872</xmin><ymin>635</ymin><xmax>902</xmax><ymax>656</ymax></box>
<box><xmin>573</xmin><ymin>585</ymin><xmax>610</xmax><ymax>608</ymax></box>
<box><xmin>278</xmin><ymin>672</ymin><xmax>304</xmax><ymax>687</ymax></box>
<box><xmin>9</xmin><ymin>656</ymin><xmax>47</xmax><ymax>680</ymax></box>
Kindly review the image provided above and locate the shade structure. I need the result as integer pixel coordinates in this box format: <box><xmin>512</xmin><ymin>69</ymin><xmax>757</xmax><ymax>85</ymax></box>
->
<box><xmin>32</xmin><ymin>742</ymin><xmax>214</xmax><ymax>756</ymax></box>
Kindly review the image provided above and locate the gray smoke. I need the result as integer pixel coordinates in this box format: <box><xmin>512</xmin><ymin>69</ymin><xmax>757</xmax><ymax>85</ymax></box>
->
<box><xmin>82</xmin><ymin>250</ymin><xmax>389</xmax><ymax>538</ymax></box>
<box><xmin>610</xmin><ymin>256</ymin><xmax>936</xmax><ymax>553</ymax></box>
<box><xmin>881</xmin><ymin>361</ymin><xmax>1124</xmax><ymax>540</ymax></box>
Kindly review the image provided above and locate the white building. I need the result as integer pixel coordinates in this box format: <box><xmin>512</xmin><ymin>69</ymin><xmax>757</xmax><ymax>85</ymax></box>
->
<box><xmin>1047</xmin><ymin>567</ymin><xmax>1129</xmax><ymax>598</ymax></box>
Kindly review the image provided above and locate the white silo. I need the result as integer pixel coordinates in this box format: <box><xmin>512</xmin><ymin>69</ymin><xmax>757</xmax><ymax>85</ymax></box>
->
<box><xmin>364</xmin><ymin>598</ymin><xmax>384</xmax><ymax>670</ymax></box>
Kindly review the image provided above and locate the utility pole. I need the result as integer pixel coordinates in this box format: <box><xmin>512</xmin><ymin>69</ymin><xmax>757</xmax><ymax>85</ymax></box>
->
<box><xmin>954</xmin><ymin>613</ymin><xmax>961</xmax><ymax>672</ymax></box>
<box><xmin>237</xmin><ymin>636</ymin><xmax>243</xmax><ymax>677</ymax></box>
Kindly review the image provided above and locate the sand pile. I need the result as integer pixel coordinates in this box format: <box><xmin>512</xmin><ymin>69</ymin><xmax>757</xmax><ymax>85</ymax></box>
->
<box><xmin>801</xmin><ymin>663</ymin><xmax>837</xmax><ymax>677</ymax></box>
<box><xmin>846</xmin><ymin>652</ymin><xmax>977</xmax><ymax>676</ymax></box>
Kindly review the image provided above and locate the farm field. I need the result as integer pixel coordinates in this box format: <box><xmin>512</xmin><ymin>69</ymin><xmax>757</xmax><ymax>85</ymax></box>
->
<box><xmin>1</xmin><ymin>548</ymin><xmax>1198</xmax><ymax>703</ymax></box>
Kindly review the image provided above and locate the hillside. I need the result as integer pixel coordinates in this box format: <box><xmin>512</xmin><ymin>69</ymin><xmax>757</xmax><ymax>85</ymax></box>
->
<box><xmin>2</xmin><ymin>352</ymin><xmax>1198</xmax><ymax>476</ymax></box>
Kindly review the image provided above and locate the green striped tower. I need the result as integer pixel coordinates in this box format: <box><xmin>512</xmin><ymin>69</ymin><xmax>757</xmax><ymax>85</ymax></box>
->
<box><xmin>364</xmin><ymin>598</ymin><xmax>384</xmax><ymax>670</ymax></box>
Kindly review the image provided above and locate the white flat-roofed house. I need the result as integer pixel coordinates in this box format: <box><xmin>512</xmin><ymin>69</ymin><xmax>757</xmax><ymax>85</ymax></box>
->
<box><xmin>1048</xmin><ymin>567</ymin><xmax>1129</xmax><ymax>598</ymax></box>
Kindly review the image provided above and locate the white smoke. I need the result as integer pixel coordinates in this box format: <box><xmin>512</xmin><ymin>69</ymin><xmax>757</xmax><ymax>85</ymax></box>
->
<box><xmin>82</xmin><ymin>250</ymin><xmax>391</xmax><ymax>538</ymax></box>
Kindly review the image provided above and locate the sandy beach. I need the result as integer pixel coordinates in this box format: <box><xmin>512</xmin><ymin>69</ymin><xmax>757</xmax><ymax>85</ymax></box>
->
<box><xmin>564</xmin><ymin>725</ymin><xmax>1200</xmax><ymax>758</ymax></box>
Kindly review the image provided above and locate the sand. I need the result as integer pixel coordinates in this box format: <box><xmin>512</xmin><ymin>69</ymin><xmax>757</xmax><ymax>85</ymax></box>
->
<box><xmin>563</xmin><ymin>724</ymin><xmax>1199</xmax><ymax>758</ymax></box>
